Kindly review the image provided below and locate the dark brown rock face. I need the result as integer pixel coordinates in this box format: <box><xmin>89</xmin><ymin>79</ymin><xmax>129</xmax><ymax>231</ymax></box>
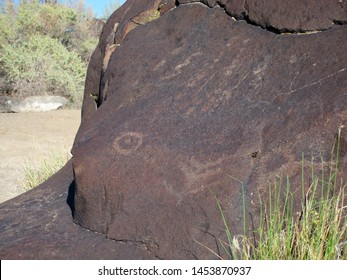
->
<box><xmin>178</xmin><ymin>0</ymin><xmax>347</xmax><ymax>32</ymax></box>
<box><xmin>72</xmin><ymin>0</ymin><xmax>347</xmax><ymax>259</ymax></box>
<box><xmin>0</xmin><ymin>161</ymin><xmax>155</xmax><ymax>259</ymax></box>
<box><xmin>0</xmin><ymin>0</ymin><xmax>346</xmax><ymax>259</ymax></box>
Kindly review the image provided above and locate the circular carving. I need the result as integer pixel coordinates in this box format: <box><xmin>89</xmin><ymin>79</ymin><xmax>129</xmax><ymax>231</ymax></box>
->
<box><xmin>113</xmin><ymin>132</ymin><xmax>143</xmax><ymax>155</ymax></box>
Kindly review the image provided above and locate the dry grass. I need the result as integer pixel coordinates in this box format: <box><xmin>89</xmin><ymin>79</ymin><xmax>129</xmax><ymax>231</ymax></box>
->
<box><xmin>218</xmin><ymin>126</ymin><xmax>347</xmax><ymax>260</ymax></box>
<box><xmin>20</xmin><ymin>150</ymin><xmax>71</xmax><ymax>190</ymax></box>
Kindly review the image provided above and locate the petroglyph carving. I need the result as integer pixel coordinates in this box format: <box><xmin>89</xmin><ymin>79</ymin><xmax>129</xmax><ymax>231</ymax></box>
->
<box><xmin>113</xmin><ymin>132</ymin><xmax>144</xmax><ymax>155</ymax></box>
<box><xmin>179</xmin><ymin>156</ymin><xmax>225</xmax><ymax>193</ymax></box>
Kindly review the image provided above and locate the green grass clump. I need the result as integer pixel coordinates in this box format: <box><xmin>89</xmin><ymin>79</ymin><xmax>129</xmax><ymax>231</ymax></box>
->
<box><xmin>20</xmin><ymin>150</ymin><xmax>71</xmax><ymax>190</ymax></box>
<box><xmin>218</xmin><ymin>126</ymin><xmax>347</xmax><ymax>260</ymax></box>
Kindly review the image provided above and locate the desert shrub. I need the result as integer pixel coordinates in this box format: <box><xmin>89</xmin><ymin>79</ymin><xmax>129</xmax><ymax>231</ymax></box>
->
<box><xmin>0</xmin><ymin>34</ymin><xmax>86</xmax><ymax>104</ymax></box>
<box><xmin>79</xmin><ymin>37</ymin><xmax>99</xmax><ymax>60</ymax></box>
<box><xmin>0</xmin><ymin>0</ymin><xmax>100</xmax><ymax>106</ymax></box>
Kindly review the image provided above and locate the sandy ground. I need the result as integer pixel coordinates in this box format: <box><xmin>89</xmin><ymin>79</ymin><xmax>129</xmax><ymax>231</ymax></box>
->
<box><xmin>0</xmin><ymin>109</ymin><xmax>81</xmax><ymax>203</ymax></box>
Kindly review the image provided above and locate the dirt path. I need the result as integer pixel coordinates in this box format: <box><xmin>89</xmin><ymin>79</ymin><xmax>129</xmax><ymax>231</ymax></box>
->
<box><xmin>0</xmin><ymin>109</ymin><xmax>81</xmax><ymax>203</ymax></box>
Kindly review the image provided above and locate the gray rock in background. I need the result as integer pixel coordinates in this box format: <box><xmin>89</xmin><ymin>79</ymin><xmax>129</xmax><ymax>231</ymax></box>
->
<box><xmin>5</xmin><ymin>96</ymin><xmax>69</xmax><ymax>113</ymax></box>
<box><xmin>0</xmin><ymin>96</ymin><xmax>10</xmax><ymax>113</ymax></box>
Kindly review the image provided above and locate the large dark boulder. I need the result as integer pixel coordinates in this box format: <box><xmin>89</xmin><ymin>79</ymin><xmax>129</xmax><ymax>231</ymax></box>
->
<box><xmin>0</xmin><ymin>0</ymin><xmax>346</xmax><ymax>259</ymax></box>
<box><xmin>72</xmin><ymin>0</ymin><xmax>347</xmax><ymax>259</ymax></box>
<box><xmin>0</xmin><ymin>161</ymin><xmax>155</xmax><ymax>259</ymax></box>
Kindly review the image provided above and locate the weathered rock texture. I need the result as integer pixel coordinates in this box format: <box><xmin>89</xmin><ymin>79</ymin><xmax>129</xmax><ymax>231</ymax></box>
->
<box><xmin>72</xmin><ymin>0</ymin><xmax>347</xmax><ymax>259</ymax></box>
<box><xmin>0</xmin><ymin>0</ymin><xmax>346</xmax><ymax>259</ymax></box>
<box><xmin>181</xmin><ymin>0</ymin><xmax>347</xmax><ymax>31</ymax></box>
<box><xmin>0</xmin><ymin>161</ymin><xmax>155</xmax><ymax>259</ymax></box>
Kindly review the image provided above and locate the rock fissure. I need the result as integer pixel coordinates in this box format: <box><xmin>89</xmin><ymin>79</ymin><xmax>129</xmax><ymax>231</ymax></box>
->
<box><xmin>113</xmin><ymin>239</ymin><xmax>163</xmax><ymax>259</ymax></box>
<box><xmin>96</xmin><ymin>0</ymin><xmax>347</xmax><ymax>109</ymax></box>
<box><xmin>98</xmin><ymin>0</ymin><xmax>346</xmax><ymax>106</ymax></box>
<box><xmin>333</xmin><ymin>19</ymin><xmax>347</xmax><ymax>26</ymax></box>
<box><xmin>73</xmin><ymin>220</ymin><xmax>163</xmax><ymax>259</ymax></box>
<box><xmin>177</xmin><ymin>1</ymin><xmax>345</xmax><ymax>34</ymax></box>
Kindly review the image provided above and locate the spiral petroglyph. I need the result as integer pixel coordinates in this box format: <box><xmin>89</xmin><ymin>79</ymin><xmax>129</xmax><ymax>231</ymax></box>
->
<box><xmin>113</xmin><ymin>132</ymin><xmax>143</xmax><ymax>155</ymax></box>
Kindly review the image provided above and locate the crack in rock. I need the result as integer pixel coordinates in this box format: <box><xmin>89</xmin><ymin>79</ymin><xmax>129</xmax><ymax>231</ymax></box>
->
<box><xmin>114</xmin><ymin>239</ymin><xmax>163</xmax><ymax>259</ymax></box>
<box><xmin>74</xmin><ymin>220</ymin><xmax>163</xmax><ymax>259</ymax></box>
<box><xmin>96</xmin><ymin>0</ymin><xmax>346</xmax><ymax>107</ymax></box>
<box><xmin>177</xmin><ymin>0</ymin><xmax>347</xmax><ymax>34</ymax></box>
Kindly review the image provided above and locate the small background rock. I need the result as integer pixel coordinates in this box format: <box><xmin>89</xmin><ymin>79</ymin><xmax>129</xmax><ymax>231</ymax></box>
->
<box><xmin>5</xmin><ymin>96</ymin><xmax>69</xmax><ymax>113</ymax></box>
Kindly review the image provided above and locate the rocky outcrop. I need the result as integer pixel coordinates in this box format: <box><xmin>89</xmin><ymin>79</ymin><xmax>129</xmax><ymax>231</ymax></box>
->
<box><xmin>0</xmin><ymin>0</ymin><xmax>346</xmax><ymax>259</ymax></box>
<box><xmin>0</xmin><ymin>161</ymin><xmax>155</xmax><ymax>259</ymax></box>
<box><xmin>81</xmin><ymin>0</ymin><xmax>347</xmax><ymax>122</ymax></box>
<box><xmin>72</xmin><ymin>0</ymin><xmax>347</xmax><ymax>259</ymax></box>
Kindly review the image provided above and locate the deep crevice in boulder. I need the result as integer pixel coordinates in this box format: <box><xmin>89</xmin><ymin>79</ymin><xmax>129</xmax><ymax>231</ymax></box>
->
<box><xmin>177</xmin><ymin>0</ymin><xmax>346</xmax><ymax>34</ymax></box>
<box><xmin>333</xmin><ymin>19</ymin><xmax>347</xmax><ymax>26</ymax></box>
<box><xmin>95</xmin><ymin>0</ymin><xmax>346</xmax><ymax>108</ymax></box>
<box><xmin>66</xmin><ymin>180</ymin><xmax>76</xmax><ymax>218</ymax></box>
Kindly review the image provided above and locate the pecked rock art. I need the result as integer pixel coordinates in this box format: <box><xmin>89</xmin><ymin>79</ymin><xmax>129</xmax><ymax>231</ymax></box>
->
<box><xmin>113</xmin><ymin>132</ymin><xmax>144</xmax><ymax>155</ymax></box>
<box><xmin>0</xmin><ymin>0</ymin><xmax>346</xmax><ymax>259</ymax></box>
<box><xmin>71</xmin><ymin>0</ymin><xmax>347</xmax><ymax>259</ymax></box>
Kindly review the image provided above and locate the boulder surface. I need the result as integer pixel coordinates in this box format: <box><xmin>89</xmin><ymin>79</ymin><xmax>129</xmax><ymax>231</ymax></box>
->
<box><xmin>0</xmin><ymin>0</ymin><xmax>346</xmax><ymax>259</ymax></box>
<box><xmin>0</xmin><ymin>161</ymin><xmax>155</xmax><ymax>259</ymax></box>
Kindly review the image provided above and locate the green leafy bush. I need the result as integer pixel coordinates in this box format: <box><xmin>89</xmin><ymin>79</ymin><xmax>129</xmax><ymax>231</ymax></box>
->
<box><xmin>0</xmin><ymin>34</ymin><xmax>86</xmax><ymax>104</ymax></box>
<box><xmin>0</xmin><ymin>0</ymin><xmax>101</xmax><ymax>106</ymax></box>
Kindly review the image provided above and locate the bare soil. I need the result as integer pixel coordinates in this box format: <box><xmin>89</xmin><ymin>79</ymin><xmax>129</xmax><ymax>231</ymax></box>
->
<box><xmin>0</xmin><ymin>109</ymin><xmax>81</xmax><ymax>203</ymax></box>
